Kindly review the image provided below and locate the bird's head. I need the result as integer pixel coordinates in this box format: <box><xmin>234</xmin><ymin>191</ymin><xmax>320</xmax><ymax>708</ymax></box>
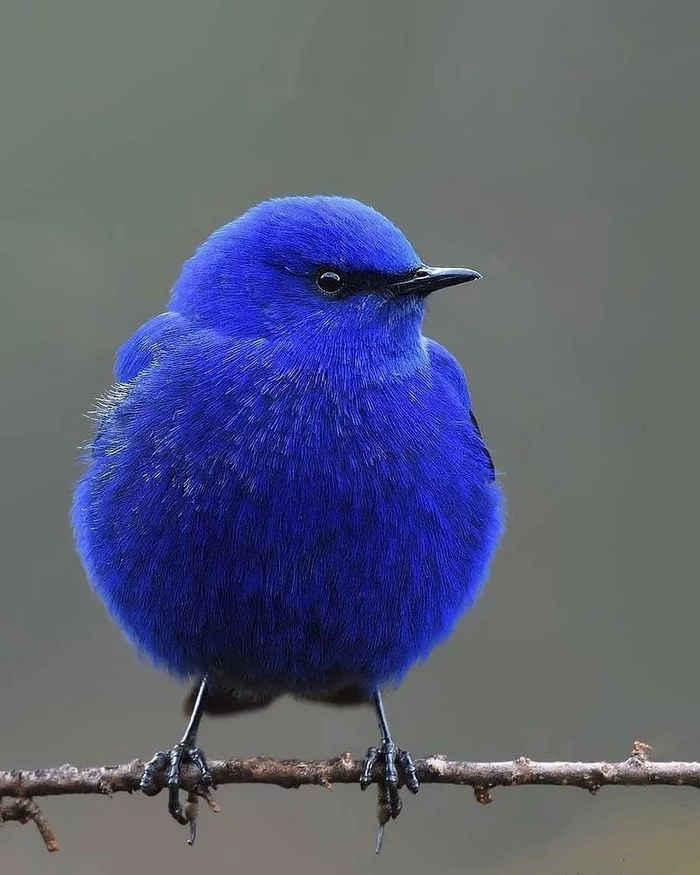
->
<box><xmin>169</xmin><ymin>195</ymin><xmax>480</xmax><ymax>362</ymax></box>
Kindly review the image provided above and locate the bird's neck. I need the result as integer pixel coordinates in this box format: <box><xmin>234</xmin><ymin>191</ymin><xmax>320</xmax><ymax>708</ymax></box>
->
<box><xmin>269</xmin><ymin>307</ymin><xmax>428</xmax><ymax>385</ymax></box>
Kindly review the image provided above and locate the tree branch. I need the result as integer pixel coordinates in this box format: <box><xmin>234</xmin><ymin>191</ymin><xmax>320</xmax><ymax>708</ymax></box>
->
<box><xmin>3</xmin><ymin>742</ymin><xmax>699</xmax><ymax>851</ymax></box>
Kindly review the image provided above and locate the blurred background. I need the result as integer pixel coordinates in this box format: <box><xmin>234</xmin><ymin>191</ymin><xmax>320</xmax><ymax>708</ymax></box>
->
<box><xmin>1</xmin><ymin>0</ymin><xmax>699</xmax><ymax>872</ymax></box>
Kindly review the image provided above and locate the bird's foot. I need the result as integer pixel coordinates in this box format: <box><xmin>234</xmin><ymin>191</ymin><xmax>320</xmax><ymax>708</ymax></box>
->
<box><xmin>360</xmin><ymin>740</ymin><xmax>420</xmax><ymax>852</ymax></box>
<box><xmin>140</xmin><ymin>742</ymin><xmax>214</xmax><ymax>844</ymax></box>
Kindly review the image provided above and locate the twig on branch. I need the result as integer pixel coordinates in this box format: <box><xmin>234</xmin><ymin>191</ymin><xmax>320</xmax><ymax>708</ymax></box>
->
<box><xmin>2</xmin><ymin>742</ymin><xmax>699</xmax><ymax>851</ymax></box>
<box><xmin>0</xmin><ymin>798</ymin><xmax>60</xmax><ymax>852</ymax></box>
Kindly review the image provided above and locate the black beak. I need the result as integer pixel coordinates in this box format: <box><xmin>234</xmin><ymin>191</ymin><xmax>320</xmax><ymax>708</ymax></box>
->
<box><xmin>389</xmin><ymin>265</ymin><xmax>482</xmax><ymax>297</ymax></box>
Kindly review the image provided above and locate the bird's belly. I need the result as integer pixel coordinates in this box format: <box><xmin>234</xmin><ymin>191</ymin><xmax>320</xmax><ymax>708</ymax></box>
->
<box><xmin>75</xmin><ymin>432</ymin><xmax>503</xmax><ymax>689</ymax></box>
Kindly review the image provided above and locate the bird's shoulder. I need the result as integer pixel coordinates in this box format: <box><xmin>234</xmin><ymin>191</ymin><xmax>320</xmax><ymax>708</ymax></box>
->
<box><xmin>86</xmin><ymin>313</ymin><xmax>192</xmax><ymax>452</ymax></box>
<box><xmin>114</xmin><ymin>310</ymin><xmax>191</xmax><ymax>383</ymax></box>
<box><xmin>426</xmin><ymin>338</ymin><xmax>472</xmax><ymax>405</ymax></box>
<box><xmin>426</xmin><ymin>339</ymin><xmax>496</xmax><ymax>482</ymax></box>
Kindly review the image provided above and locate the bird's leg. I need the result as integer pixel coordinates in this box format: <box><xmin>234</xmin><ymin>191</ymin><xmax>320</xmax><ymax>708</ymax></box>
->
<box><xmin>359</xmin><ymin>689</ymin><xmax>420</xmax><ymax>852</ymax></box>
<box><xmin>140</xmin><ymin>675</ymin><xmax>214</xmax><ymax>845</ymax></box>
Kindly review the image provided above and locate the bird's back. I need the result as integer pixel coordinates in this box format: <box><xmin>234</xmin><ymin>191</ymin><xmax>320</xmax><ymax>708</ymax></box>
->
<box><xmin>73</xmin><ymin>314</ymin><xmax>503</xmax><ymax>692</ymax></box>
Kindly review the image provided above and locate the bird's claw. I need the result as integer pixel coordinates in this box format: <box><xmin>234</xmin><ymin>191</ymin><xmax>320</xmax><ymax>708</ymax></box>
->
<box><xmin>359</xmin><ymin>739</ymin><xmax>419</xmax><ymax>852</ymax></box>
<box><xmin>140</xmin><ymin>742</ymin><xmax>214</xmax><ymax>840</ymax></box>
<box><xmin>398</xmin><ymin>747</ymin><xmax>419</xmax><ymax>793</ymax></box>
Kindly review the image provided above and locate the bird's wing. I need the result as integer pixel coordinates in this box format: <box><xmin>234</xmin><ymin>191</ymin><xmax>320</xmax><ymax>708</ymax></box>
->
<box><xmin>468</xmin><ymin>408</ymin><xmax>496</xmax><ymax>481</ymax></box>
<box><xmin>428</xmin><ymin>339</ymin><xmax>496</xmax><ymax>482</ymax></box>
<box><xmin>87</xmin><ymin>311</ymin><xmax>188</xmax><ymax>452</ymax></box>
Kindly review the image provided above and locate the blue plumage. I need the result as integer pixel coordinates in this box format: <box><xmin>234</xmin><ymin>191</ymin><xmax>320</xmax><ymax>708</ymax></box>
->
<box><xmin>72</xmin><ymin>195</ymin><xmax>504</xmax><ymax>840</ymax></box>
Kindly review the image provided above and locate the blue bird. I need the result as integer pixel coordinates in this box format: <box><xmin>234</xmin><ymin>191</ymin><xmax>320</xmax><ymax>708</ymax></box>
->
<box><xmin>72</xmin><ymin>195</ymin><xmax>504</xmax><ymax>849</ymax></box>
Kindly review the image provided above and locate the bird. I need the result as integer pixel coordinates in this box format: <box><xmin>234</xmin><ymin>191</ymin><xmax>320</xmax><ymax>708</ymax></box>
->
<box><xmin>72</xmin><ymin>195</ymin><xmax>505</xmax><ymax>850</ymax></box>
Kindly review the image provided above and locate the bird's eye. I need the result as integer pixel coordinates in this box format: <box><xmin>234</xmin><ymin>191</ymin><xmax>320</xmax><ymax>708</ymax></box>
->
<box><xmin>316</xmin><ymin>270</ymin><xmax>344</xmax><ymax>295</ymax></box>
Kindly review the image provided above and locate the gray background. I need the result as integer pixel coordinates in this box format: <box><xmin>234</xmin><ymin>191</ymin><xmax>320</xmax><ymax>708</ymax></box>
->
<box><xmin>1</xmin><ymin>1</ymin><xmax>698</xmax><ymax>872</ymax></box>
